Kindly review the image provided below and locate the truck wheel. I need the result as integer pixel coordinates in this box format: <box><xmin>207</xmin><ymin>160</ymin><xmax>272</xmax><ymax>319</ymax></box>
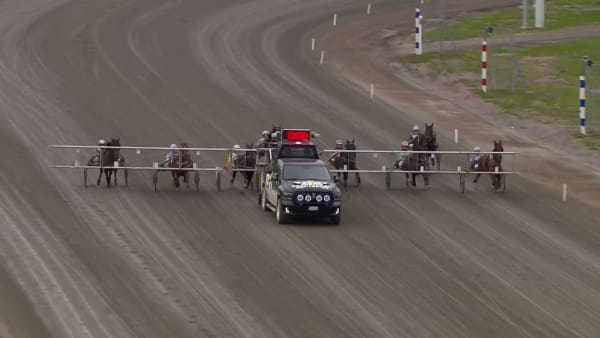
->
<box><xmin>275</xmin><ymin>199</ymin><xmax>288</xmax><ymax>224</ymax></box>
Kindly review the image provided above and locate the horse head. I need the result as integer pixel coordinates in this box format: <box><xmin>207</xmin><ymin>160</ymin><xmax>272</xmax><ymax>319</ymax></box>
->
<box><xmin>424</xmin><ymin>123</ymin><xmax>437</xmax><ymax>151</ymax></box>
<box><xmin>343</xmin><ymin>139</ymin><xmax>357</xmax><ymax>163</ymax></box>
<box><xmin>245</xmin><ymin>143</ymin><xmax>256</xmax><ymax>164</ymax></box>
<box><xmin>106</xmin><ymin>137</ymin><xmax>121</xmax><ymax>160</ymax></box>
<box><xmin>493</xmin><ymin>139</ymin><xmax>503</xmax><ymax>164</ymax></box>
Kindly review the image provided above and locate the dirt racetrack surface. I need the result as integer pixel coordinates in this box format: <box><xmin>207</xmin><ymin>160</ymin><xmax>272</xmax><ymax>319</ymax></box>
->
<box><xmin>1</xmin><ymin>1</ymin><xmax>600</xmax><ymax>337</ymax></box>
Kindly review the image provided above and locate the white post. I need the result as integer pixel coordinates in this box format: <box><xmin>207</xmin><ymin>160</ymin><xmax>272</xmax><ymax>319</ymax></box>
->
<box><xmin>562</xmin><ymin>183</ymin><xmax>567</xmax><ymax>201</ymax></box>
<box><xmin>367</xmin><ymin>3</ymin><xmax>371</xmax><ymax>15</ymax></box>
<box><xmin>415</xmin><ymin>8</ymin><xmax>422</xmax><ymax>55</ymax></box>
<box><xmin>454</xmin><ymin>128</ymin><xmax>458</xmax><ymax>144</ymax></box>
<box><xmin>311</xmin><ymin>38</ymin><xmax>316</xmax><ymax>51</ymax></box>
<box><xmin>522</xmin><ymin>0</ymin><xmax>528</xmax><ymax>29</ymax></box>
<box><xmin>482</xmin><ymin>41</ymin><xmax>488</xmax><ymax>93</ymax></box>
<box><xmin>369</xmin><ymin>83</ymin><xmax>374</xmax><ymax>99</ymax></box>
<box><xmin>535</xmin><ymin>0</ymin><xmax>545</xmax><ymax>28</ymax></box>
<box><xmin>580</xmin><ymin>75</ymin><xmax>586</xmax><ymax>135</ymax></box>
<box><xmin>333</xmin><ymin>13</ymin><xmax>337</xmax><ymax>27</ymax></box>
<box><xmin>320</xmin><ymin>50</ymin><xmax>325</xmax><ymax>65</ymax></box>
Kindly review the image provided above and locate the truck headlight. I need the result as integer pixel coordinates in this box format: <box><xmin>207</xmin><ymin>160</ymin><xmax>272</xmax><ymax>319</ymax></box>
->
<box><xmin>296</xmin><ymin>194</ymin><xmax>304</xmax><ymax>202</ymax></box>
<box><xmin>316</xmin><ymin>195</ymin><xmax>323</xmax><ymax>202</ymax></box>
<box><xmin>304</xmin><ymin>194</ymin><xmax>312</xmax><ymax>202</ymax></box>
<box><xmin>323</xmin><ymin>195</ymin><xmax>331</xmax><ymax>202</ymax></box>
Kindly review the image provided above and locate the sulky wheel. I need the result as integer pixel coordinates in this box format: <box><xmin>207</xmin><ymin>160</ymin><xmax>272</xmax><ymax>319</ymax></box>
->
<box><xmin>152</xmin><ymin>171</ymin><xmax>158</xmax><ymax>192</ymax></box>
<box><xmin>83</xmin><ymin>168</ymin><xmax>88</xmax><ymax>188</ymax></box>
<box><xmin>216</xmin><ymin>171</ymin><xmax>222</xmax><ymax>191</ymax></box>
<box><xmin>252</xmin><ymin>167</ymin><xmax>261</xmax><ymax>191</ymax></box>
<box><xmin>385</xmin><ymin>172</ymin><xmax>391</xmax><ymax>191</ymax></box>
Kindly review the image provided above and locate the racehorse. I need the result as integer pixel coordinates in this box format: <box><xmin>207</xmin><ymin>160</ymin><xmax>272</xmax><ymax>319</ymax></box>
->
<box><xmin>166</xmin><ymin>143</ymin><xmax>193</xmax><ymax>188</ymax></box>
<box><xmin>405</xmin><ymin>130</ymin><xmax>430</xmax><ymax>187</ymax></box>
<box><xmin>231</xmin><ymin>143</ymin><xmax>257</xmax><ymax>189</ymax></box>
<box><xmin>331</xmin><ymin>139</ymin><xmax>361</xmax><ymax>187</ymax></box>
<box><xmin>424</xmin><ymin>123</ymin><xmax>439</xmax><ymax>169</ymax></box>
<box><xmin>88</xmin><ymin>137</ymin><xmax>124</xmax><ymax>187</ymax></box>
<box><xmin>474</xmin><ymin>140</ymin><xmax>504</xmax><ymax>190</ymax></box>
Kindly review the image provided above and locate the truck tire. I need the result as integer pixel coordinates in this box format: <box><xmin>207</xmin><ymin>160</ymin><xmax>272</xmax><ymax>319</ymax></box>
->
<box><xmin>275</xmin><ymin>199</ymin><xmax>288</xmax><ymax>224</ymax></box>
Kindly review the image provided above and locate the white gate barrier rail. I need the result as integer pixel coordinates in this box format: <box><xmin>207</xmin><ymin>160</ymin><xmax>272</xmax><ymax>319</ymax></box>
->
<box><xmin>320</xmin><ymin>149</ymin><xmax>518</xmax><ymax>192</ymax></box>
<box><xmin>47</xmin><ymin>145</ymin><xmax>270</xmax><ymax>191</ymax></box>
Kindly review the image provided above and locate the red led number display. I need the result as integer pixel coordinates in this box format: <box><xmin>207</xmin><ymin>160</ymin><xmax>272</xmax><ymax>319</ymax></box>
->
<box><xmin>284</xmin><ymin>130</ymin><xmax>310</xmax><ymax>141</ymax></box>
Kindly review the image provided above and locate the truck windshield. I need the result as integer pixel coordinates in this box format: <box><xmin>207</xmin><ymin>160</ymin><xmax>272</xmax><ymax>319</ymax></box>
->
<box><xmin>283</xmin><ymin>165</ymin><xmax>331</xmax><ymax>181</ymax></box>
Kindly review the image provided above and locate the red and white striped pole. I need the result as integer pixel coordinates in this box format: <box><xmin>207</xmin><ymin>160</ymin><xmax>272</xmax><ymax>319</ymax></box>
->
<box><xmin>481</xmin><ymin>40</ymin><xmax>488</xmax><ymax>93</ymax></box>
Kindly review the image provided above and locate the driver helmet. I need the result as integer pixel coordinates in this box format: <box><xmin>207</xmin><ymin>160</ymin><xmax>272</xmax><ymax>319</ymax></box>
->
<box><xmin>233</xmin><ymin>144</ymin><xmax>241</xmax><ymax>150</ymax></box>
<box><xmin>170</xmin><ymin>144</ymin><xmax>177</xmax><ymax>149</ymax></box>
<box><xmin>473</xmin><ymin>146</ymin><xmax>481</xmax><ymax>152</ymax></box>
<box><xmin>335</xmin><ymin>139</ymin><xmax>343</xmax><ymax>148</ymax></box>
<box><xmin>262</xmin><ymin>130</ymin><xmax>270</xmax><ymax>137</ymax></box>
<box><xmin>98</xmin><ymin>139</ymin><xmax>106</xmax><ymax>145</ymax></box>
<box><xmin>412</xmin><ymin>125</ymin><xmax>420</xmax><ymax>132</ymax></box>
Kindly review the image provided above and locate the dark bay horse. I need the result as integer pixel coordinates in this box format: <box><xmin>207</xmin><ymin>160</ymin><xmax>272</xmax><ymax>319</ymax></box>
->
<box><xmin>474</xmin><ymin>140</ymin><xmax>504</xmax><ymax>190</ymax></box>
<box><xmin>405</xmin><ymin>131</ymin><xmax>430</xmax><ymax>187</ymax></box>
<box><xmin>331</xmin><ymin>139</ymin><xmax>361</xmax><ymax>187</ymax></box>
<box><xmin>424</xmin><ymin>123</ymin><xmax>439</xmax><ymax>169</ymax></box>
<box><xmin>88</xmin><ymin>137</ymin><xmax>124</xmax><ymax>187</ymax></box>
<box><xmin>166</xmin><ymin>143</ymin><xmax>193</xmax><ymax>188</ymax></box>
<box><xmin>231</xmin><ymin>143</ymin><xmax>257</xmax><ymax>189</ymax></box>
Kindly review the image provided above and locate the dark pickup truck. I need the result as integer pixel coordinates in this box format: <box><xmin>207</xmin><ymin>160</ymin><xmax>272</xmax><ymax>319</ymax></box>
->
<box><xmin>259</xmin><ymin>158</ymin><xmax>342</xmax><ymax>224</ymax></box>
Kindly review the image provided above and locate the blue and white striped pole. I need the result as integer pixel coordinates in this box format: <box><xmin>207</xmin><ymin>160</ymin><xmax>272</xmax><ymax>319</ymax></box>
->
<box><xmin>415</xmin><ymin>8</ymin><xmax>422</xmax><ymax>55</ymax></box>
<box><xmin>580</xmin><ymin>75</ymin><xmax>586</xmax><ymax>135</ymax></box>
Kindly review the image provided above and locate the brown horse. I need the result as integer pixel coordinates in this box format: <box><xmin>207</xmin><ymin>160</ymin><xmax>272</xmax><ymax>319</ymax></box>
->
<box><xmin>474</xmin><ymin>140</ymin><xmax>504</xmax><ymax>190</ymax></box>
<box><xmin>231</xmin><ymin>143</ymin><xmax>257</xmax><ymax>189</ymax></box>
<box><xmin>406</xmin><ymin>130</ymin><xmax>430</xmax><ymax>187</ymax></box>
<box><xmin>88</xmin><ymin>137</ymin><xmax>124</xmax><ymax>187</ymax></box>
<box><xmin>424</xmin><ymin>123</ymin><xmax>439</xmax><ymax>169</ymax></box>
<box><xmin>166</xmin><ymin>143</ymin><xmax>193</xmax><ymax>188</ymax></box>
<box><xmin>330</xmin><ymin>139</ymin><xmax>361</xmax><ymax>188</ymax></box>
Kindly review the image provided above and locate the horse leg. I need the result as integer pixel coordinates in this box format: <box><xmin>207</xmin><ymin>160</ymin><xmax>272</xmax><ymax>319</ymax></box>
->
<box><xmin>97</xmin><ymin>169</ymin><xmax>102</xmax><ymax>186</ymax></box>
<box><xmin>245</xmin><ymin>172</ymin><xmax>253</xmax><ymax>189</ymax></box>
<box><xmin>411</xmin><ymin>173</ymin><xmax>417</xmax><ymax>187</ymax></box>
<box><xmin>473</xmin><ymin>173</ymin><xmax>480</xmax><ymax>183</ymax></box>
<box><xmin>106</xmin><ymin>169</ymin><xmax>112</xmax><ymax>188</ymax></box>
<box><xmin>172</xmin><ymin>172</ymin><xmax>179</xmax><ymax>188</ymax></box>
<box><xmin>424</xmin><ymin>173</ymin><xmax>430</xmax><ymax>187</ymax></box>
<box><xmin>231</xmin><ymin>171</ymin><xmax>237</xmax><ymax>184</ymax></box>
<box><xmin>343</xmin><ymin>172</ymin><xmax>348</xmax><ymax>186</ymax></box>
<box><xmin>353</xmin><ymin>164</ymin><xmax>361</xmax><ymax>185</ymax></box>
<box><xmin>489</xmin><ymin>173</ymin><xmax>497</xmax><ymax>189</ymax></box>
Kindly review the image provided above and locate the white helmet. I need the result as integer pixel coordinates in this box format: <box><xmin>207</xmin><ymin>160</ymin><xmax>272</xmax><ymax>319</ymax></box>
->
<box><xmin>170</xmin><ymin>144</ymin><xmax>177</xmax><ymax>149</ymax></box>
<box><xmin>98</xmin><ymin>139</ymin><xmax>106</xmax><ymax>145</ymax></box>
<box><xmin>412</xmin><ymin>125</ymin><xmax>420</xmax><ymax>132</ymax></box>
<box><xmin>233</xmin><ymin>144</ymin><xmax>241</xmax><ymax>149</ymax></box>
<box><xmin>473</xmin><ymin>146</ymin><xmax>480</xmax><ymax>152</ymax></box>
<box><xmin>262</xmin><ymin>130</ymin><xmax>269</xmax><ymax>136</ymax></box>
<box><xmin>335</xmin><ymin>139</ymin><xmax>343</xmax><ymax>145</ymax></box>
